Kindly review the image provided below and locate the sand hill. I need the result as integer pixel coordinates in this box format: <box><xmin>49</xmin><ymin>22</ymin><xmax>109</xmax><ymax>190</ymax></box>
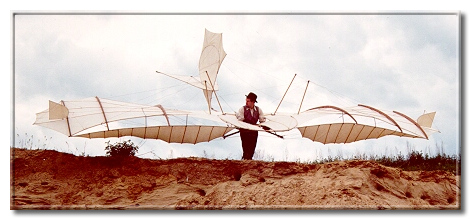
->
<box><xmin>10</xmin><ymin>148</ymin><xmax>460</xmax><ymax>210</ymax></box>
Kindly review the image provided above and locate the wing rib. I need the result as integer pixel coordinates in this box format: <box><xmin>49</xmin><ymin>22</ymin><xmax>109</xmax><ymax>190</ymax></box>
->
<box><xmin>358</xmin><ymin>104</ymin><xmax>403</xmax><ymax>132</ymax></box>
<box><xmin>307</xmin><ymin>105</ymin><xmax>358</xmax><ymax>124</ymax></box>
<box><xmin>393</xmin><ymin>111</ymin><xmax>429</xmax><ymax>139</ymax></box>
<box><xmin>156</xmin><ymin>104</ymin><xmax>170</xmax><ymax>126</ymax></box>
<box><xmin>60</xmin><ymin>100</ymin><xmax>72</xmax><ymax>137</ymax></box>
<box><xmin>95</xmin><ymin>97</ymin><xmax>110</xmax><ymax>131</ymax></box>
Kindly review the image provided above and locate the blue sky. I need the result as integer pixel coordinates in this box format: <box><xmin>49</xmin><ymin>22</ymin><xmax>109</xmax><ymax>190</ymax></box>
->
<box><xmin>11</xmin><ymin>13</ymin><xmax>460</xmax><ymax>161</ymax></box>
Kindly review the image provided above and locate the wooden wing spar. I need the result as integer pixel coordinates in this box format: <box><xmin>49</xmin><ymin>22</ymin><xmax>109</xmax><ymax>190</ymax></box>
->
<box><xmin>34</xmin><ymin>29</ymin><xmax>439</xmax><ymax>145</ymax></box>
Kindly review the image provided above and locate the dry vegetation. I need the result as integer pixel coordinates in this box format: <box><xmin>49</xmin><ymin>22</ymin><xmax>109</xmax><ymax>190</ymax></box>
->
<box><xmin>11</xmin><ymin>145</ymin><xmax>460</xmax><ymax>210</ymax></box>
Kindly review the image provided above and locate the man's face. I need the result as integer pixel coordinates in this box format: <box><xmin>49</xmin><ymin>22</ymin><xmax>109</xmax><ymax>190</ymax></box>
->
<box><xmin>246</xmin><ymin>98</ymin><xmax>255</xmax><ymax>108</ymax></box>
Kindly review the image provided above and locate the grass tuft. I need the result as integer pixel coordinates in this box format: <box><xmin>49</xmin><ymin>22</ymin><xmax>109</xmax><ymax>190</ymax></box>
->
<box><xmin>310</xmin><ymin>149</ymin><xmax>460</xmax><ymax>175</ymax></box>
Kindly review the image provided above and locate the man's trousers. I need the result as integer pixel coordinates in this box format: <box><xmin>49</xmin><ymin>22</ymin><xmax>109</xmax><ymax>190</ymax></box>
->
<box><xmin>240</xmin><ymin>129</ymin><xmax>258</xmax><ymax>160</ymax></box>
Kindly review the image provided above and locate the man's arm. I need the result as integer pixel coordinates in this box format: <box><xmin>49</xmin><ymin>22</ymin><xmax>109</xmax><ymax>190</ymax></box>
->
<box><xmin>258</xmin><ymin>107</ymin><xmax>266</xmax><ymax>123</ymax></box>
<box><xmin>236</xmin><ymin>107</ymin><xmax>244</xmax><ymax>121</ymax></box>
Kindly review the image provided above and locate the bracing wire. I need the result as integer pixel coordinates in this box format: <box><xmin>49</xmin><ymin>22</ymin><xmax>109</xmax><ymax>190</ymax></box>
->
<box><xmin>226</xmin><ymin>56</ymin><xmax>286</xmax><ymax>82</ymax></box>
<box><xmin>221</xmin><ymin>60</ymin><xmax>283</xmax><ymax>103</ymax></box>
<box><xmin>151</xmin><ymin>85</ymin><xmax>194</xmax><ymax>107</ymax></box>
<box><xmin>295</xmin><ymin>74</ymin><xmax>360</xmax><ymax>107</ymax></box>
<box><xmin>139</xmin><ymin>85</ymin><xmax>189</xmax><ymax>105</ymax></box>
<box><xmin>104</xmin><ymin>84</ymin><xmax>185</xmax><ymax>101</ymax></box>
<box><xmin>217</xmin><ymin>95</ymin><xmax>236</xmax><ymax>113</ymax></box>
<box><xmin>225</xmin><ymin>54</ymin><xmax>364</xmax><ymax>109</ymax></box>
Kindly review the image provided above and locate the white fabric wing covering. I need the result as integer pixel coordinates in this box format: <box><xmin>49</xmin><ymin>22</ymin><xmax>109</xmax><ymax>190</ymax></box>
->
<box><xmin>294</xmin><ymin>105</ymin><xmax>437</xmax><ymax>144</ymax></box>
<box><xmin>34</xmin><ymin>97</ymin><xmax>232</xmax><ymax>143</ymax></box>
<box><xmin>218</xmin><ymin>114</ymin><xmax>298</xmax><ymax>132</ymax></box>
<box><xmin>199</xmin><ymin>29</ymin><xmax>226</xmax><ymax>109</ymax></box>
<box><xmin>35</xmin><ymin>97</ymin><xmax>437</xmax><ymax>145</ymax></box>
<box><xmin>218</xmin><ymin>114</ymin><xmax>265</xmax><ymax>131</ymax></box>
<box><xmin>263</xmin><ymin>114</ymin><xmax>298</xmax><ymax>131</ymax></box>
<box><xmin>199</xmin><ymin>29</ymin><xmax>226</xmax><ymax>90</ymax></box>
<box><xmin>76</xmin><ymin>125</ymin><xmax>234</xmax><ymax>144</ymax></box>
<box><xmin>297</xmin><ymin>123</ymin><xmax>419</xmax><ymax>144</ymax></box>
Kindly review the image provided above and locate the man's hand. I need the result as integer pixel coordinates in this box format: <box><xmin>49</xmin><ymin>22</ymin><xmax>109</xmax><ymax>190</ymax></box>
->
<box><xmin>259</xmin><ymin>125</ymin><xmax>271</xmax><ymax>131</ymax></box>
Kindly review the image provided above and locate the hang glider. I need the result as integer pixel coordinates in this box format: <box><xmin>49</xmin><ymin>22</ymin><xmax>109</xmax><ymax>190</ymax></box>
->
<box><xmin>34</xmin><ymin>29</ymin><xmax>439</xmax><ymax>145</ymax></box>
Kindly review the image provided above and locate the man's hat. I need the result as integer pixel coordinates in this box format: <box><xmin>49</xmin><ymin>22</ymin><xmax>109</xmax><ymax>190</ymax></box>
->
<box><xmin>246</xmin><ymin>92</ymin><xmax>258</xmax><ymax>103</ymax></box>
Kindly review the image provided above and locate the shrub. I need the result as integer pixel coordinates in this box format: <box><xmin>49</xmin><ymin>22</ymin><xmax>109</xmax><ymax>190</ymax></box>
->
<box><xmin>105</xmin><ymin>140</ymin><xmax>138</xmax><ymax>158</ymax></box>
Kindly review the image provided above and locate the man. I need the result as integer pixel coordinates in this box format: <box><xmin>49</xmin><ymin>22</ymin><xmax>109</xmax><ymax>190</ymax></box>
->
<box><xmin>236</xmin><ymin>92</ymin><xmax>266</xmax><ymax>160</ymax></box>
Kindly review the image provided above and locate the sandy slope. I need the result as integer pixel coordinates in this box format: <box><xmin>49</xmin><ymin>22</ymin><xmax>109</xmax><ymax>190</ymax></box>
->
<box><xmin>10</xmin><ymin>148</ymin><xmax>460</xmax><ymax>210</ymax></box>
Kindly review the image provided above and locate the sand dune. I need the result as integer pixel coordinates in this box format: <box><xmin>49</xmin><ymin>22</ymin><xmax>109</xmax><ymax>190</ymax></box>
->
<box><xmin>10</xmin><ymin>148</ymin><xmax>460</xmax><ymax>210</ymax></box>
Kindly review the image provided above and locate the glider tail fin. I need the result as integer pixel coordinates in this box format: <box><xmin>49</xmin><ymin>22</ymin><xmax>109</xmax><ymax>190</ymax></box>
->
<box><xmin>199</xmin><ymin>29</ymin><xmax>226</xmax><ymax>113</ymax></box>
<box><xmin>49</xmin><ymin>100</ymin><xmax>69</xmax><ymax>120</ymax></box>
<box><xmin>417</xmin><ymin>112</ymin><xmax>440</xmax><ymax>134</ymax></box>
<box><xmin>417</xmin><ymin>112</ymin><xmax>436</xmax><ymax>128</ymax></box>
<box><xmin>156</xmin><ymin>29</ymin><xmax>225</xmax><ymax>113</ymax></box>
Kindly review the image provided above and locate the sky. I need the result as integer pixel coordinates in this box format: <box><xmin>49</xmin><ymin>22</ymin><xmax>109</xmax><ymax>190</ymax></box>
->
<box><xmin>11</xmin><ymin>13</ymin><xmax>460</xmax><ymax>162</ymax></box>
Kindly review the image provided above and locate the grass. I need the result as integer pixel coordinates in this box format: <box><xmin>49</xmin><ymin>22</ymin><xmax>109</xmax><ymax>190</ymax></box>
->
<box><xmin>372</xmin><ymin>151</ymin><xmax>460</xmax><ymax>175</ymax></box>
<box><xmin>251</xmin><ymin>141</ymin><xmax>460</xmax><ymax>175</ymax></box>
<box><xmin>14</xmin><ymin>133</ymin><xmax>461</xmax><ymax>175</ymax></box>
<box><xmin>319</xmin><ymin>149</ymin><xmax>461</xmax><ymax>175</ymax></box>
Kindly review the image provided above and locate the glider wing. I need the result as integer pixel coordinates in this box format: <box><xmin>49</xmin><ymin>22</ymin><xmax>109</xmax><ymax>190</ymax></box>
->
<box><xmin>294</xmin><ymin>105</ymin><xmax>437</xmax><ymax>144</ymax></box>
<box><xmin>34</xmin><ymin>97</ymin><xmax>233</xmax><ymax>143</ymax></box>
